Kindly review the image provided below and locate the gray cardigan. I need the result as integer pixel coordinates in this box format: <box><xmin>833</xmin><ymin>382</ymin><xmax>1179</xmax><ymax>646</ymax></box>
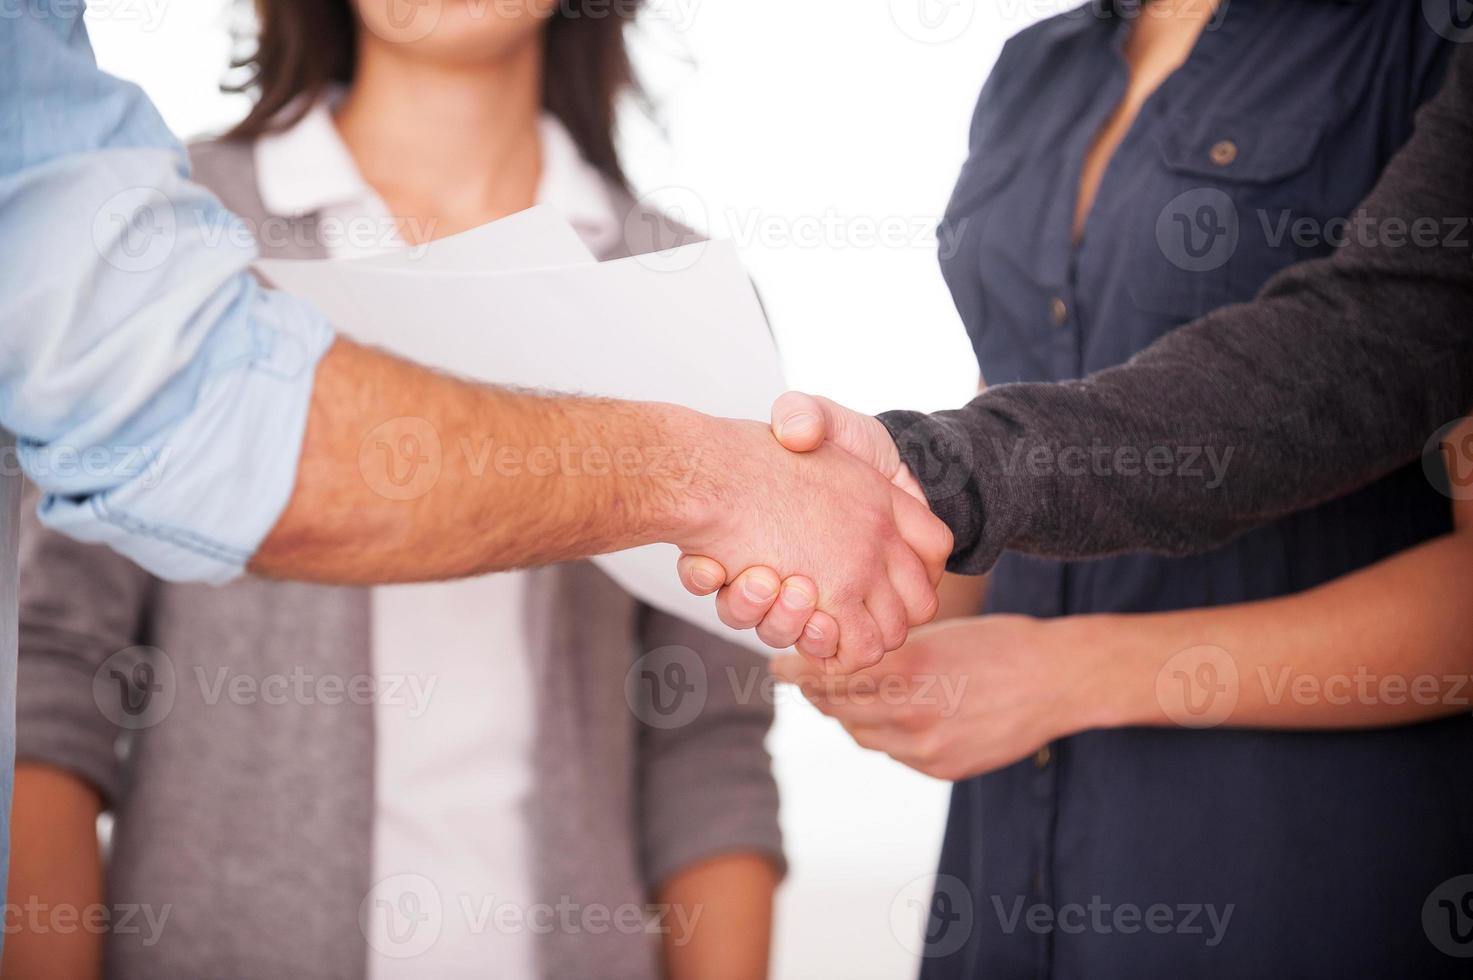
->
<box><xmin>16</xmin><ymin>139</ymin><xmax>782</xmax><ymax>980</ymax></box>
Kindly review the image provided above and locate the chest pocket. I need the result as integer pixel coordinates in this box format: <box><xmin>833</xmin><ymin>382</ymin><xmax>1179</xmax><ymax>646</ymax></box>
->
<box><xmin>1128</xmin><ymin>110</ymin><xmax>1326</xmax><ymax>320</ymax></box>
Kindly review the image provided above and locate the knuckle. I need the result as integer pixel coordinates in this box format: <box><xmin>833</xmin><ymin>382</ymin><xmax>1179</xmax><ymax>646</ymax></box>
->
<box><xmin>717</xmin><ymin>601</ymin><xmax>756</xmax><ymax>631</ymax></box>
<box><xmin>757</xmin><ymin>623</ymin><xmax>796</xmax><ymax>649</ymax></box>
<box><xmin>912</xmin><ymin>590</ymin><xmax>940</xmax><ymax>626</ymax></box>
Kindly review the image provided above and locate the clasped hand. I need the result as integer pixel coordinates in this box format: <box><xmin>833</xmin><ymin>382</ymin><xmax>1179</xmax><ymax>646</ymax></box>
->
<box><xmin>674</xmin><ymin>393</ymin><xmax>950</xmax><ymax>673</ymax></box>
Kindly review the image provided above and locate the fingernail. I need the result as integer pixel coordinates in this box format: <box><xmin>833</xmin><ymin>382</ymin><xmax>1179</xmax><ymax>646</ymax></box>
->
<box><xmin>743</xmin><ymin>575</ymin><xmax>778</xmax><ymax>602</ymax></box>
<box><xmin>803</xmin><ymin>621</ymin><xmax>825</xmax><ymax>641</ymax></box>
<box><xmin>778</xmin><ymin>413</ymin><xmax>819</xmax><ymax>441</ymax></box>
<box><xmin>689</xmin><ymin>567</ymin><xmax>718</xmax><ymax>592</ymax></box>
<box><xmin>781</xmin><ymin>584</ymin><xmax>814</xmax><ymax>609</ymax></box>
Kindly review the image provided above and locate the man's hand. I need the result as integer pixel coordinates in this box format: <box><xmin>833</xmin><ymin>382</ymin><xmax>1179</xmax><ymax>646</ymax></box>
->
<box><xmin>678</xmin><ymin>392</ymin><xmax>941</xmax><ymax>662</ymax></box>
<box><xmin>675</xmin><ymin>416</ymin><xmax>950</xmax><ymax>672</ymax></box>
<box><xmin>769</xmin><ymin>615</ymin><xmax>1107</xmax><ymax>781</ymax></box>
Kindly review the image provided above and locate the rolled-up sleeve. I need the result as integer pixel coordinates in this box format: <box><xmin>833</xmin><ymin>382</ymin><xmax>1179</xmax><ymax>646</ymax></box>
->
<box><xmin>0</xmin><ymin>9</ymin><xmax>334</xmax><ymax>584</ymax></box>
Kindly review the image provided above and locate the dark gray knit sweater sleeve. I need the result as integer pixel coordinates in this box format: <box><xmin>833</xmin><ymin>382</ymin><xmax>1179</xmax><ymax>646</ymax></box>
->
<box><xmin>883</xmin><ymin>45</ymin><xmax>1473</xmax><ymax>575</ymax></box>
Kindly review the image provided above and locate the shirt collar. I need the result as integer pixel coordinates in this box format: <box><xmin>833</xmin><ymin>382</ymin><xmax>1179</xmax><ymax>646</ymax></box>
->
<box><xmin>254</xmin><ymin>93</ymin><xmax>620</xmax><ymax>253</ymax></box>
<box><xmin>535</xmin><ymin>114</ymin><xmax>621</xmax><ymax>256</ymax></box>
<box><xmin>254</xmin><ymin>90</ymin><xmax>374</xmax><ymax>219</ymax></box>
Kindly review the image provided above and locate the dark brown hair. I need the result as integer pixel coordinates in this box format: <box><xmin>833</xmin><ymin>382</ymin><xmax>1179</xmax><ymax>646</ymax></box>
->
<box><xmin>224</xmin><ymin>0</ymin><xmax>643</xmax><ymax>188</ymax></box>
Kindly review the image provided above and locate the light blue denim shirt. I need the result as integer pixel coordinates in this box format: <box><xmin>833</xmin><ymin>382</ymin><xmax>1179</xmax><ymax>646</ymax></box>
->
<box><xmin>0</xmin><ymin>8</ymin><xmax>336</xmax><ymax>582</ymax></box>
<box><xmin>0</xmin><ymin>6</ymin><xmax>337</xmax><ymax>919</ymax></box>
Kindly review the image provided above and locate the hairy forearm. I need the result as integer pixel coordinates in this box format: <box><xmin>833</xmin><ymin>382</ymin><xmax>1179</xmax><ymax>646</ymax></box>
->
<box><xmin>658</xmin><ymin>853</ymin><xmax>778</xmax><ymax>980</ymax></box>
<box><xmin>252</xmin><ymin>338</ymin><xmax>714</xmax><ymax>582</ymax></box>
<box><xmin>3</xmin><ymin>765</ymin><xmax>105</xmax><ymax>980</ymax></box>
<box><xmin>1068</xmin><ymin>528</ymin><xmax>1473</xmax><ymax>732</ymax></box>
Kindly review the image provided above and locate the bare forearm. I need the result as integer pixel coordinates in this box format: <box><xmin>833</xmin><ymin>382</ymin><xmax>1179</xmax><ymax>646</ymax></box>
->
<box><xmin>252</xmin><ymin>338</ymin><xmax>711</xmax><ymax>582</ymax></box>
<box><xmin>658</xmin><ymin>853</ymin><xmax>778</xmax><ymax>980</ymax></box>
<box><xmin>1073</xmin><ymin>530</ymin><xmax>1473</xmax><ymax>731</ymax></box>
<box><xmin>3</xmin><ymin>765</ymin><xmax>105</xmax><ymax>980</ymax></box>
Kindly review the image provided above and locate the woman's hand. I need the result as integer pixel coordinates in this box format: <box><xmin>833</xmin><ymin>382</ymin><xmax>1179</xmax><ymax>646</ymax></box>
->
<box><xmin>771</xmin><ymin>615</ymin><xmax>1116</xmax><ymax>781</ymax></box>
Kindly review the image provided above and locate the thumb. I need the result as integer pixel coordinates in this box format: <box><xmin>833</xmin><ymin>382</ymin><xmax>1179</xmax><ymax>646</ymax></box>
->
<box><xmin>773</xmin><ymin>391</ymin><xmax>903</xmax><ymax>482</ymax></box>
<box><xmin>771</xmin><ymin>391</ymin><xmax>829</xmax><ymax>452</ymax></box>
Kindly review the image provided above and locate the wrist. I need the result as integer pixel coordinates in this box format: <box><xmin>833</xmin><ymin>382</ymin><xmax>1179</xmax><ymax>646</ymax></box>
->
<box><xmin>641</xmin><ymin>402</ymin><xmax>728</xmax><ymax>546</ymax></box>
<box><xmin>1041</xmin><ymin>614</ymin><xmax>1159</xmax><ymax>734</ymax></box>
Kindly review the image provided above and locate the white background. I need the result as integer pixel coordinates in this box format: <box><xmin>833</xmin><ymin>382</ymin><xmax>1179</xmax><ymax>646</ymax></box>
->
<box><xmin>83</xmin><ymin>1</ymin><xmax>1062</xmax><ymax>976</ymax></box>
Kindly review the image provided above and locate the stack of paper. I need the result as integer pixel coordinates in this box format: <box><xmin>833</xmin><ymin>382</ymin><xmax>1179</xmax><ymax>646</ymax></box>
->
<box><xmin>256</xmin><ymin>206</ymin><xmax>787</xmax><ymax>653</ymax></box>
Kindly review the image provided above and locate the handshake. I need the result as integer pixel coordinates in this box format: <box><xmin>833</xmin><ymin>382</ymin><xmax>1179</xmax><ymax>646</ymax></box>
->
<box><xmin>667</xmin><ymin>392</ymin><xmax>953</xmax><ymax>672</ymax></box>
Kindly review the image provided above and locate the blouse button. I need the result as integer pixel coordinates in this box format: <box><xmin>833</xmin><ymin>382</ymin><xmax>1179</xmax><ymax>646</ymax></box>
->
<box><xmin>1209</xmin><ymin>140</ymin><xmax>1239</xmax><ymax>167</ymax></box>
<box><xmin>1034</xmin><ymin>745</ymin><xmax>1052</xmax><ymax>768</ymax></box>
<box><xmin>1049</xmin><ymin>296</ymin><xmax>1068</xmax><ymax>326</ymax></box>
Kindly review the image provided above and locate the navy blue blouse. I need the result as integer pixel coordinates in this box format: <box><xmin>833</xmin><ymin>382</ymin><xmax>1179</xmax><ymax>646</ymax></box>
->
<box><xmin>923</xmin><ymin>2</ymin><xmax>1468</xmax><ymax>977</ymax></box>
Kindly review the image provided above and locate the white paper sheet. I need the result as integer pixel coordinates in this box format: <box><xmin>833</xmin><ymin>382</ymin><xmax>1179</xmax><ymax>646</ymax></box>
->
<box><xmin>257</xmin><ymin>222</ymin><xmax>786</xmax><ymax>653</ymax></box>
<box><xmin>341</xmin><ymin>205</ymin><xmax>596</xmax><ymax>272</ymax></box>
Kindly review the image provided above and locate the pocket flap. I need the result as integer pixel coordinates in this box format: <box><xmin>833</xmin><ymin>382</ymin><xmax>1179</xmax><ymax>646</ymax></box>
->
<box><xmin>1157</xmin><ymin>112</ymin><xmax>1323</xmax><ymax>184</ymax></box>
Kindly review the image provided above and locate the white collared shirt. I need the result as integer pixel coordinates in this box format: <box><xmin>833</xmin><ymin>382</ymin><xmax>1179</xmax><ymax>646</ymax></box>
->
<box><xmin>255</xmin><ymin>97</ymin><xmax>619</xmax><ymax>979</ymax></box>
<box><xmin>256</xmin><ymin>99</ymin><xmax>621</xmax><ymax>258</ymax></box>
